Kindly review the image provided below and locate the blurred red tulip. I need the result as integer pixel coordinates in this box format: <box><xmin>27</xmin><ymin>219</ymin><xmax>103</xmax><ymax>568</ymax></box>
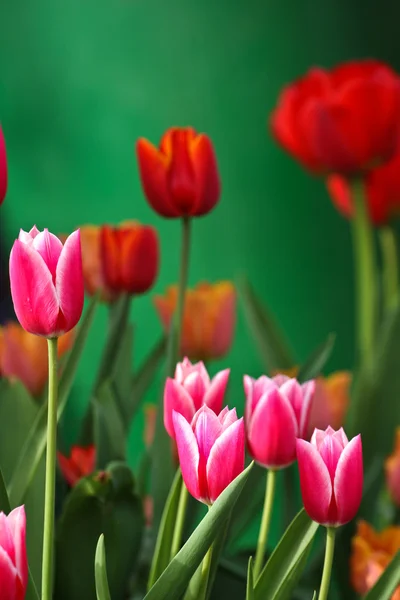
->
<box><xmin>385</xmin><ymin>428</ymin><xmax>400</xmax><ymax>507</ymax></box>
<box><xmin>307</xmin><ymin>371</ymin><xmax>351</xmax><ymax>438</ymax></box>
<box><xmin>79</xmin><ymin>226</ymin><xmax>116</xmax><ymax>302</ymax></box>
<box><xmin>58</xmin><ymin>445</ymin><xmax>96</xmax><ymax>487</ymax></box>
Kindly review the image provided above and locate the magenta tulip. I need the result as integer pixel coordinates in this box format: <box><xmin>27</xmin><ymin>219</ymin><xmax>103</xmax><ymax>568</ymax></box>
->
<box><xmin>9</xmin><ymin>226</ymin><xmax>84</xmax><ymax>338</ymax></box>
<box><xmin>0</xmin><ymin>506</ymin><xmax>28</xmax><ymax>600</ymax></box>
<box><xmin>297</xmin><ymin>426</ymin><xmax>363</xmax><ymax>526</ymax></box>
<box><xmin>164</xmin><ymin>357</ymin><xmax>229</xmax><ymax>439</ymax></box>
<box><xmin>173</xmin><ymin>405</ymin><xmax>245</xmax><ymax>504</ymax></box>
<box><xmin>244</xmin><ymin>374</ymin><xmax>315</xmax><ymax>469</ymax></box>
<box><xmin>0</xmin><ymin>127</ymin><xmax>7</xmax><ymax>205</ymax></box>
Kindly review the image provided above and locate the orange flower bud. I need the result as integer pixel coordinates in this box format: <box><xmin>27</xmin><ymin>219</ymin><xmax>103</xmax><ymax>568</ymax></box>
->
<box><xmin>0</xmin><ymin>323</ymin><xmax>74</xmax><ymax>396</ymax></box>
<box><xmin>136</xmin><ymin>127</ymin><xmax>221</xmax><ymax>218</ymax></box>
<box><xmin>307</xmin><ymin>371</ymin><xmax>351</xmax><ymax>438</ymax></box>
<box><xmin>154</xmin><ymin>281</ymin><xmax>235</xmax><ymax>361</ymax></box>
<box><xmin>386</xmin><ymin>428</ymin><xmax>400</xmax><ymax>506</ymax></box>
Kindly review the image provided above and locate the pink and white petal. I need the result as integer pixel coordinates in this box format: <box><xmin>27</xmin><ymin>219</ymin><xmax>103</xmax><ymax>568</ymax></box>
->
<box><xmin>6</xmin><ymin>507</ymin><xmax>27</xmax><ymax>589</ymax></box>
<box><xmin>9</xmin><ymin>239</ymin><xmax>59</xmax><ymax>336</ymax></box>
<box><xmin>280</xmin><ymin>379</ymin><xmax>304</xmax><ymax>425</ymax></box>
<box><xmin>220</xmin><ymin>408</ymin><xmax>238</xmax><ymax>431</ymax></box>
<box><xmin>18</xmin><ymin>229</ymin><xmax>35</xmax><ymax>245</ymax></box>
<box><xmin>172</xmin><ymin>411</ymin><xmax>201</xmax><ymax>501</ymax></box>
<box><xmin>318</xmin><ymin>434</ymin><xmax>345</xmax><ymax>479</ymax></box>
<box><xmin>194</xmin><ymin>406</ymin><xmax>223</xmax><ymax>460</ymax></box>
<box><xmin>163</xmin><ymin>379</ymin><xmax>195</xmax><ymax>438</ymax></box>
<box><xmin>272</xmin><ymin>374</ymin><xmax>291</xmax><ymax>387</ymax></box>
<box><xmin>333</xmin><ymin>427</ymin><xmax>349</xmax><ymax>449</ymax></box>
<box><xmin>207</xmin><ymin>418</ymin><xmax>245</xmax><ymax>503</ymax></box>
<box><xmin>183</xmin><ymin>372</ymin><xmax>207</xmax><ymax>410</ymax></box>
<box><xmin>204</xmin><ymin>368</ymin><xmax>230</xmax><ymax>414</ymax></box>
<box><xmin>299</xmin><ymin>380</ymin><xmax>316</xmax><ymax>438</ymax></box>
<box><xmin>334</xmin><ymin>435</ymin><xmax>363</xmax><ymax>525</ymax></box>
<box><xmin>296</xmin><ymin>439</ymin><xmax>333</xmax><ymax>524</ymax></box>
<box><xmin>218</xmin><ymin>406</ymin><xmax>230</xmax><ymax>421</ymax></box>
<box><xmin>193</xmin><ymin>361</ymin><xmax>210</xmax><ymax>385</ymax></box>
<box><xmin>0</xmin><ymin>513</ymin><xmax>16</xmax><ymax>566</ymax></box>
<box><xmin>32</xmin><ymin>229</ymin><xmax>63</xmax><ymax>279</ymax></box>
<box><xmin>0</xmin><ymin>546</ymin><xmax>19</xmax><ymax>599</ymax></box>
<box><xmin>311</xmin><ymin>427</ymin><xmax>332</xmax><ymax>450</ymax></box>
<box><xmin>56</xmin><ymin>230</ymin><xmax>84</xmax><ymax>332</ymax></box>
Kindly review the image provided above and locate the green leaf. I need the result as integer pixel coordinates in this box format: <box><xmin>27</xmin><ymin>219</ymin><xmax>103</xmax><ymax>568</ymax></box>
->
<box><xmin>144</xmin><ymin>463</ymin><xmax>254</xmax><ymax>600</ymax></box>
<box><xmin>95</xmin><ymin>534</ymin><xmax>111</xmax><ymax>600</ymax></box>
<box><xmin>311</xmin><ymin>593</ymin><xmax>316</xmax><ymax>600</ymax></box>
<box><xmin>364</xmin><ymin>551</ymin><xmax>400</xmax><ymax>599</ymax></box>
<box><xmin>237</xmin><ymin>275</ymin><xmax>294</xmax><ymax>372</ymax></box>
<box><xmin>93</xmin><ymin>382</ymin><xmax>127</xmax><ymax>468</ymax></box>
<box><xmin>297</xmin><ymin>333</ymin><xmax>336</xmax><ymax>383</ymax></box>
<box><xmin>148</xmin><ymin>469</ymin><xmax>182</xmax><ymax>589</ymax></box>
<box><xmin>227</xmin><ymin>463</ymin><xmax>266</xmax><ymax>548</ymax></box>
<box><xmin>8</xmin><ymin>295</ymin><xmax>98</xmax><ymax>506</ymax></box>
<box><xmin>254</xmin><ymin>509</ymin><xmax>319</xmax><ymax>600</ymax></box>
<box><xmin>246</xmin><ymin>557</ymin><xmax>255</xmax><ymax>600</ymax></box>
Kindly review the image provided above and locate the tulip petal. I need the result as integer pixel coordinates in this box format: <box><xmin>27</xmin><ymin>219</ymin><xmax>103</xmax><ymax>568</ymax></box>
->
<box><xmin>210</xmin><ymin>285</ymin><xmax>236</xmax><ymax>358</ymax></box>
<box><xmin>7</xmin><ymin>507</ymin><xmax>27</xmax><ymax>589</ymax></box>
<box><xmin>334</xmin><ymin>434</ymin><xmax>363</xmax><ymax>525</ymax></box>
<box><xmin>163</xmin><ymin>379</ymin><xmax>195</xmax><ymax>438</ymax></box>
<box><xmin>194</xmin><ymin>406</ymin><xmax>223</xmax><ymax>460</ymax></box>
<box><xmin>0</xmin><ymin>545</ymin><xmax>19</xmax><ymax>599</ymax></box>
<box><xmin>57</xmin><ymin>452</ymin><xmax>81</xmax><ymax>487</ymax></box>
<box><xmin>183</xmin><ymin>371</ymin><xmax>208</xmax><ymax>411</ymax></box>
<box><xmin>220</xmin><ymin>407</ymin><xmax>238</xmax><ymax>430</ymax></box>
<box><xmin>207</xmin><ymin>418</ymin><xmax>245</xmax><ymax>503</ymax></box>
<box><xmin>0</xmin><ymin>513</ymin><xmax>16</xmax><ymax>566</ymax></box>
<box><xmin>32</xmin><ymin>230</ymin><xmax>63</xmax><ymax>280</ymax></box>
<box><xmin>56</xmin><ymin>230</ymin><xmax>84</xmax><ymax>333</ymax></box>
<box><xmin>172</xmin><ymin>411</ymin><xmax>201</xmax><ymax>501</ymax></box>
<box><xmin>9</xmin><ymin>239</ymin><xmax>59</xmax><ymax>336</ymax></box>
<box><xmin>319</xmin><ymin>434</ymin><xmax>345</xmax><ymax>479</ymax></box>
<box><xmin>190</xmin><ymin>134</ymin><xmax>221</xmax><ymax>216</ymax></box>
<box><xmin>204</xmin><ymin>369</ymin><xmax>230</xmax><ymax>414</ymax></box>
<box><xmin>296</xmin><ymin>439</ymin><xmax>333</xmax><ymax>524</ymax></box>
<box><xmin>299</xmin><ymin>380</ymin><xmax>315</xmax><ymax>438</ymax></box>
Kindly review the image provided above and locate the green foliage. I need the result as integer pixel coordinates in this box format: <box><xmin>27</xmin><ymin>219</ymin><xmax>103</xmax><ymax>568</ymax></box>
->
<box><xmin>95</xmin><ymin>534</ymin><xmax>112</xmax><ymax>600</ymax></box>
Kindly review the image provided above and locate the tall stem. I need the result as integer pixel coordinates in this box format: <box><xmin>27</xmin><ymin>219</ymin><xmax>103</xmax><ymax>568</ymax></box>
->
<box><xmin>379</xmin><ymin>225</ymin><xmax>399</xmax><ymax>313</ymax></box>
<box><xmin>198</xmin><ymin>542</ymin><xmax>213</xmax><ymax>600</ymax></box>
<box><xmin>174</xmin><ymin>217</ymin><xmax>191</xmax><ymax>361</ymax></box>
<box><xmin>318</xmin><ymin>527</ymin><xmax>336</xmax><ymax>600</ymax></box>
<box><xmin>254</xmin><ymin>469</ymin><xmax>277</xmax><ymax>581</ymax></box>
<box><xmin>170</xmin><ymin>481</ymin><xmax>189</xmax><ymax>559</ymax></box>
<box><xmin>351</xmin><ymin>178</ymin><xmax>377</xmax><ymax>366</ymax></box>
<box><xmin>41</xmin><ymin>337</ymin><xmax>58</xmax><ymax>600</ymax></box>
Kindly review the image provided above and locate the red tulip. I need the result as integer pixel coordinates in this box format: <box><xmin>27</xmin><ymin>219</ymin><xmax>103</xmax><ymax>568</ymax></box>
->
<box><xmin>297</xmin><ymin>426</ymin><xmax>363</xmax><ymax>526</ymax></box>
<box><xmin>173</xmin><ymin>405</ymin><xmax>244</xmax><ymax>504</ymax></box>
<box><xmin>271</xmin><ymin>60</ymin><xmax>400</xmax><ymax>176</ymax></box>
<box><xmin>136</xmin><ymin>127</ymin><xmax>220</xmax><ymax>218</ymax></box>
<box><xmin>244</xmin><ymin>374</ymin><xmax>315</xmax><ymax>469</ymax></box>
<box><xmin>57</xmin><ymin>445</ymin><xmax>96</xmax><ymax>487</ymax></box>
<box><xmin>0</xmin><ymin>127</ymin><xmax>7</xmax><ymax>205</ymax></box>
<box><xmin>385</xmin><ymin>428</ymin><xmax>400</xmax><ymax>507</ymax></box>
<box><xmin>0</xmin><ymin>506</ymin><xmax>27</xmax><ymax>600</ymax></box>
<box><xmin>9</xmin><ymin>227</ymin><xmax>84</xmax><ymax>338</ymax></box>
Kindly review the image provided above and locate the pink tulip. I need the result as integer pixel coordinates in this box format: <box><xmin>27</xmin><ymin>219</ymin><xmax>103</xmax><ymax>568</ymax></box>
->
<box><xmin>0</xmin><ymin>506</ymin><xmax>28</xmax><ymax>600</ymax></box>
<box><xmin>0</xmin><ymin>127</ymin><xmax>7</xmax><ymax>205</ymax></box>
<box><xmin>9</xmin><ymin>226</ymin><xmax>84</xmax><ymax>337</ymax></box>
<box><xmin>164</xmin><ymin>357</ymin><xmax>230</xmax><ymax>439</ymax></box>
<box><xmin>297</xmin><ymin>426</ymin><xmax>363</xmax><ymax>526</ymax></box>
<box><xmin>173</xmin><ymin>405</ymin><xmax>245</xmax><ymax>504</ymax></box>
<box><xmin>244</xmin><ymin>374</ymin><xmax>315</xmax><ymax>469</ymax></box>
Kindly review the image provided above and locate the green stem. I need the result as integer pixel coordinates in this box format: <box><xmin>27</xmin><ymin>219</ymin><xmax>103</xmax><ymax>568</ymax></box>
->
<box><xmin>174</xmin><ymin>217</ymin><xmax>191</xmax><ymax>362</ymax></box>
<box><xmin>41</xmin><ymin>337</ymin><xmax>59</xmax><ymax>600</ymax></box>
<box><xmin>379</xmin><ymin>225</ymin><xmax>399</xmax><ymax>313</ymax></box>
<box><xmin>170</xmin><ymin>480</ymin><xmax>189</xmax><ymax>559</ymax></box>
<box><xmin>351</xmin><ymin>178</ymin><xmax>377</xmax><ymax>365</ymax></box>
<box><xmin>198</xmin><ymin>542</ymin><xmax>213</xmax><ymax>600</ymax></box>
<box><xmin>318</xmin><ymin>527</ymin><xmax>336</xmax><ymax>600</ymax></box>
<box><xmin>253</xmin><ymin>469</ymin><xmax>277</xmax><ymax>581</ymax></box>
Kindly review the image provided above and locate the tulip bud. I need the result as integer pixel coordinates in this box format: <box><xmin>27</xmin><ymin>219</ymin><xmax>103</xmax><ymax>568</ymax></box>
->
<box><xmin>244</xmin><ymin>374</ymin><xmax>315</xmax><ymax>469</ymax></box>
<box><xmin>385</xmin><ymin>428</ymin><xmax>400</xmax><ymax>506</ymax></box>
<box><xmin>9</xmin><ymin>227</ymin><xmax>84</xmax><ymax>338</ymax></box>
<box><xmin>297</xmin><ymin>426</ymin><xmax>363</xmax><ymax>526</ymax></box>
<box><xmin>136</xmin><ymin>127</ymin><xmax>221</xmax><ymax>218</ymax></box>
<box><xmin>79</xmin><ymin>225</ymin><xmax>116</xmax><ymax>302</ymax></box>
<box><xmin>307</xmin><ymin>371</ymin><xmax>351</xmax><ymax>438</ymax></box>
<box><xmin>0</xmin><ymin>506</ymin><xmax>27</xmax><ymax>598</ymax></box>
<box><xmin>164</xmin><ymin>358</ymin><xmax>229</xmax><ymax>439</ymax></box>
<box><xmin>57</xmin><ymin>445</ymin><xmax>96</xmax><ymax>487</ymax></box>
<box><xmin>173</xmin><ymin>405</ymin><xmax>244</xmax><ymax>504</ymax></box>
<box><xmin>0</xmin><ymin>127</ymin><xmax>7</xmax><ymax>205</ymax></box>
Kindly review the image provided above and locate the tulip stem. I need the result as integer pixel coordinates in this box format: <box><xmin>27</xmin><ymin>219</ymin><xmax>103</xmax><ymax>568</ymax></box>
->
<box><xmin>174</xmin><ymin>217</ymin><xmax>191</xmax><ymax>361</ymax></box>
<box><xmin>254</xmin><ymin>468</ymin><xmax>277</xmax><ymax>581</ymax></box>
<box><xmin>170</xmin><ymin>480</ymin><xmax>189</xmax><ymax>559</ymax></box>
<box><xmin>379</xmin><ymin>225</ymin><xmax>399</xmax><ymax>313</ymax></box>
<box><xmin>318</xmin><ymin>527</ymin><xmax>336</xmax><ymax>600</ymax></box>
<box><xmin>41</xmin><ymin>337</ymin><xmax>58</xmax><ymax>600</ymax></box>
<box><xmin>198</xmin><ymin>542</ymin><xmax>213</xmax><ymax>600</ymax></box>
<box><xmin>351</xmin><ymin>178</ymin><xmax>377</xmax><ymax>366</ymax></box>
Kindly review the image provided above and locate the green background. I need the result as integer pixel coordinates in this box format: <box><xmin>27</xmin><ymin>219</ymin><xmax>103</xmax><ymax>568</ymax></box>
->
<box><xmin>1</xmin><ymin>0</ymin><xmax>399</xmax><ymax>451</ymax></box>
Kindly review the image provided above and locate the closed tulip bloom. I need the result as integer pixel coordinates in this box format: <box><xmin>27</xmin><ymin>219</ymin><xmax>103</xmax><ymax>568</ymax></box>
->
<box><xmin>101</xmin><ymin>221</ymin><xmax>159</xmax><ymax>295</ymax></box>
<box><xmin>0</xmin><ymin>506</ymin><xmax>28</xmax><ymax>600</ymax></box>
<box><xmin>271</xmin><ymin>60</ymin><xmax>400</xmax><ymax>176</ymax></box>
<box><xmin>297</xmin><ymin>426</ymin><xmax>363</xmax><ymax>526</ymax></box>
<box><xmin>79</xmin><ymin>225</ymin><xmax>116</xmax><ymax>302</ymax></box>
<box><xmin>173</xmin><ymin>405</ymin><xmax>244</xmax><ymax>504</ymax></box>
<box><xmin>164</xmin><ymin>358</ymin><xmax>229</xmax><ymax>439</ymax></box>
<box><xmin>136</xmin><ymin>127</ymin><xmax>221</xmax><ymax>218</ymax></box>
<box><xmin>307</xmin><ymin>371</ymin><xmax>351</xmax><ymax>438</ymax></box>
<box><xmin>244</xmin><ymin>374</ymin><xmax>315</xmax><ymax>468</ymax></box>
<box><xmin>9</xmin><ymin>226</ymin><xmax>83</xmax><ymax>337</ymax></box>
<box><xmin>0</xmin><ymin>127</ymin><xmax>7</xmax><ymax>205</ymax></box>
<box><xmin>57</xmin><ymin>445</ymin><xmax>96</xmax><ymax>487</ymax></box>
<box><xmin>385</xmin><ymin>428</ymin><xmax>400</xmax><ymax>506</ymax></box>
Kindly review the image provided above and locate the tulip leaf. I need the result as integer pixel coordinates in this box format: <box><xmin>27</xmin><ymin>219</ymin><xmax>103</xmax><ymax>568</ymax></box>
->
<box><xmin>237</xmin><ymin>275</ymin><xmax>294</xmax><ymax>372</ymax></box>
<box><xmin>311</xmin><ymin>593</ymin><xmax>316</xmax><ymax>600</ymax></box>
<box><xmin>93</xmin><ymin>382</ymin><xmax>126</xmax><ymax>468</ymax></box>
<box><xmin>254</xmin><ymin>509</ymin><xmax>319</xmax><ymax>600</ymax></box>
<box><xmin>144</xmin><ymin>462</ymin><xmax>254</xmax><ymax>600</ymax></box>
<box><xmin>364</xmin><ymin>550</ymin><xmax>400</xmax><ymax>599</ymax></box>
<box><xmin>95</xmin><ymin>534</ymin><xmax>111</xmax><ymax>600</ymax></box>
<box><xmin>297</xmin><ymin>333</ymin><xmax>336</xmax><ymax>383</ymax></box>
<box><xmin>246</xmin><ymin>557</ymin><xmax>255</xmax><ymax>600</ymax></box>
<box><xmin>8</xmin><ymin>295</ymin><xmax>98</xmax><ymax>506</ymax></box>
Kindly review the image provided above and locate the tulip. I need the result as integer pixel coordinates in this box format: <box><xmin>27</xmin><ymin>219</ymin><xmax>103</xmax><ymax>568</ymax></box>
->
<box><xmin>164</xmin><ymin>358</ymin><xmax>229</xmax><ymax>440</ymax></box>
<box><xmin>9</xmin><ymin>226</ymin><xmax>84</xmax><ymax>338</ymax></box>
<box><xmin>244</xmin><ymin>374</ymin><xmax>315</xmax><ymax>469</ymax></box>
<box><xmin>307</xmin><ymin>371</ymin><xmax>351</xmax><ymax>438</ymax></box>
<box><xmin>271</xmin><ymin>60</ymin><xmax>400</xmax><ymax>176</ymax></box>
<box><xmin>57</xmin><ymin>445</ymin><xmax>96</xmax><ymax>487</ymax></box>
<box><xmin>79</xmin><ymin>225</ymin><xmax>116</xmax><ymax>302</ymax></box>
<box><xmin>0</xmin><ymin>127</ymin><xmax>7</xmax><ymax>205</ymax></box>
<box><xmin>100</xmin><ymin>221</ymin><xmax>159</xmax><ymax>295</ymax></box>
<box><xmin>0</xmin><ymin>323</ymin><xmax>74</xmax><ymax>396</ymax></box>
<box><xmin>154</xmin><ymin>282</ymin><xmax>236</xmax><ymax>361</ymax></box>
<box><xmin>136</xmin><ymin>127</ymin><xmax>221</xmax><ymax>218</ymax></box>
<box><xmin>0</xmin><ymin>506</ymin><xmax>28</xmax><ymax>599</ymax></box>
<box><xmin>297</xmin><ymin>426</ymin><xmax>363</xmax><ymax>526</ymax></box>
<box><xmin>385</xmin><ymin>428</ymin><xmax>400</xmax><ymax>506</ymax></box>
<box><xmin>172</xmin><ymin>405</ymin><xmax>244</xmax><ymax>504</ymax></box>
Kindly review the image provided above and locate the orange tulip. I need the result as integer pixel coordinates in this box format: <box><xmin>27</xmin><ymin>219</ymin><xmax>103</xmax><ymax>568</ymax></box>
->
<box><xmin>154</xmin><ymin>282</ymin><xmax>235</xmax><ymax>361</ymax></box>
<box><xmin>351</xmin><ymin>521</ymin><xmax>400</xmax><ymax>598</ymax></box>
<box><xmin>136</xmin><ymin>127</ymin><xmax>221</xmax><ymax>218</ymax></box>
<box><xmin>79</xmin><ymin>225</ymin><xmax>116</xmax><ymax>302</ymax></box>
<box><xmin>0</xmin><ymin>322</ymin><xmax>74</xmax><ymax>396</ymax></box>
<box><xmin>57</xmin><ymin>445</ymin><xmax>96</xmax><ymax>487</ymax></box>
<box><xmin>385</xmin><ymin>428</ymin><xmax>400</xmax><ymax>506</ymax></box>
<box><xmin>101</xmin><ymin>221</ymin><xmax>159</xmax><ymax>295</ymax></box>
<box><xmin>307</xmin><ymin>371</ymin><xmax>351</xmax><ymax>438</ymax></box>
